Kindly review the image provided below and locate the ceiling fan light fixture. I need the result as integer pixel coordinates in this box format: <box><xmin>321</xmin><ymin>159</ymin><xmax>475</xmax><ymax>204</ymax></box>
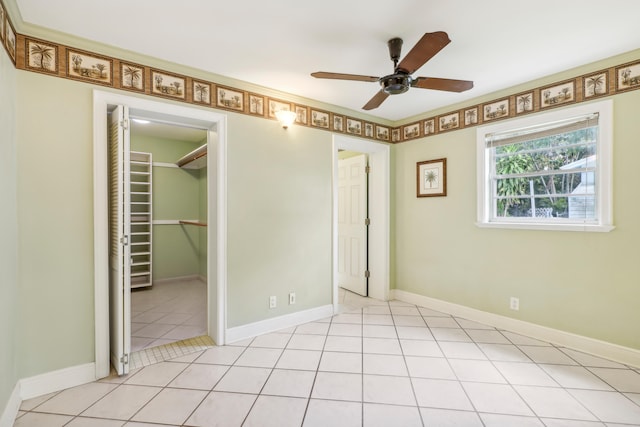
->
<box><xmin>382</xmin><ymin>74</ymin><xmax>411</xmax><ymax>95</ymax></box>
<box><xmin>310</xmin><ymin>32</ymin><xmax>473</xmax><ymax>110</ymax></box>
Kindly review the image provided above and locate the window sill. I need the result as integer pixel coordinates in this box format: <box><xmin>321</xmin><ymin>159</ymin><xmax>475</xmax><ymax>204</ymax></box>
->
<box><xmin>475</xmin><ymin>221</ymin><xmax>615</xmax><ymax>233</ymax></box>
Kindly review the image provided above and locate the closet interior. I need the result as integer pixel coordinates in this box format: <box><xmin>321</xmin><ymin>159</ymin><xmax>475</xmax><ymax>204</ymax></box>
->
<box><xmin>129</xmin><ymin>120</ymin><xmax>209</xmax><ymax>352</ymax></box>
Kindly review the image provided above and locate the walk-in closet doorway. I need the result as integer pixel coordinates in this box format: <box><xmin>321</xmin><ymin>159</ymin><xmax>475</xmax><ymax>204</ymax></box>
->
<box><xmin>93</xmin><ymin>91</ymin><xmax>227</xmax><ymax>378</ymax></box>
<box><xmin>125</xmin><ymin>119</ymin><xmax>209</xmax><ymax>355</ymax></box>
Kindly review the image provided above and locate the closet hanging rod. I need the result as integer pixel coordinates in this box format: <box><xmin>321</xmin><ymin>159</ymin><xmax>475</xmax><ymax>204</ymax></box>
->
<box><xmin>176</xmin><ymin>144</ymin><xmax>207</xmax><ymax>168</ymax></box>
<box><xmin>179</xmin><ymin>220</ymin><xmax>208</xmax><ymax>227</ymax></box>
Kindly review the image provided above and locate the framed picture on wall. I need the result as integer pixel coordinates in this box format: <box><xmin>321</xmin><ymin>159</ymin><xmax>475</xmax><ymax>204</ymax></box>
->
<box><xmin>583</xmin><ymin>71</ymin><xmax>609</xmax><ymax>99</ymax></box>
<box><xmin>540</xmin><ymin>79</ymin><xmax>575</xmax><ymax>109</ymax></box>
<box><xmin>68</xmin><ymin>49</ymin><xmax>113</xmax><ymax>85</ymax></box>
<box><xmin>120</xmin><ymin>62</ymin><xmax>145</xmax><ymax>92</ymax></box>
<box><xmin>310</xmin><ymin>109</ymin><xmax>330</xmax><ymax>128</ymax></box>
<box><xmin>248</xmin><ymin>93</ymin><xmax>265</xmax><ymax>116</ymax></box>
<box><xmin>0</xmin><ymin>3</ymin><xmax>5</xmax><ymax>43</ymax></box>
<box><xmin>616</xmin><ymin>61</ymin><xmax>640</xmax><ymax>92</ymax></box>
<box><xmin>26</xmin><ymin>38</ymin><xmax>58</xmax><ymax>74</ymax></box>
<box><xmin>193</xmin><ymin>80</ymin><xmax>211</xmax><ymax>104</ymax></box>
<box><xmin>375</xmin><ymin>125</ymin><xmax>389</xmax><ymax>141</ymax></box>
<box><xmin>5</xmin><ymin>19</ymin><xmax>16</xmax><ymax>63</ymax></box>
<box><xmin>417</xmin><ymin>158</ymin><xmax>447</xmax><ymax>197</ymax></box>
<box><xmin>151</xmin><ymin>69</ymin><xmax>186</xmax><ymax>99</ymax></box>
<box><xmin>217</xmin><ymin>86</ymin><xmax>244</xmax><ymax>111</ymax></box>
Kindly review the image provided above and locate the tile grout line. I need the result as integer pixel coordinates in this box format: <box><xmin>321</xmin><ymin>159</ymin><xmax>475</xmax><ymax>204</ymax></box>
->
<box><xmin>392</xmin><ymin>301</ymin><xmax>427</xmax><ymax>427</ymax></box>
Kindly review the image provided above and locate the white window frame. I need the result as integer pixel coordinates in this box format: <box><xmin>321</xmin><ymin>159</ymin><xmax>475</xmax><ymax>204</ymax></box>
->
<box><xmin>476</xmin><ymin>99</ymin><xmax>614</xmax><ymax>232</ymax></box>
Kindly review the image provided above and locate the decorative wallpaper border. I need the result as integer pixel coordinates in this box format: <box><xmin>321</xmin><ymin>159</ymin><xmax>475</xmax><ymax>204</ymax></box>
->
<box><xmin>2</xmin><ymin>0</ymin><xmax>640</xmax><ymax>144</ymax></box>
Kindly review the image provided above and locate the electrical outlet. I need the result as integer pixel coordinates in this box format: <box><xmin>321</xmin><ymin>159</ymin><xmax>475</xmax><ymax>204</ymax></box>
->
<box><xmin>289</xmin><ymin>292</ymin><xmax>296</xmax><ymax>305</ymax></box>
<box><xmin>269</xmin><ymin>296</ymin><xmax>277</xmax><ymax>309</ymax></box>
<box><xmin>510</xmin><ymin>297</ymin><xmax>520</xmax><ymax>311</ymax></box>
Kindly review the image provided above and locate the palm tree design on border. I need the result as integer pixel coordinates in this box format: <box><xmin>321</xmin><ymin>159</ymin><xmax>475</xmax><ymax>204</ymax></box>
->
<box><xmin>123</xmin><ymin>65</ymin><xmax>142</xmax><ymax>89</ymax></box>
<box><xmin>30</xmin><ymin>43</ymin><xmax>55</xmax><ymax>71</ymax></box>
<box><xmin>517</xmin><ymin>94</ymin><xmax>532</xmax><ymax>113</ymax></box>
<box><xmin>586</xmin><ymin>74</ymin><xmax>605</xmax><ymax>97</ymax></box>
<box><xmin>194</xmin><ymin>83</ymin><xmax>209</xmax><ymax>103</ymax></box>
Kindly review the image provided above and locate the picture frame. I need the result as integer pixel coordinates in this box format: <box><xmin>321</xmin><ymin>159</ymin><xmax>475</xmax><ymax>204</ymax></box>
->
<box><xmin>268</xmin><ymin>98</ymin><xmax>291</xmax><ymax>118</ymax></box>
<box><xmin>438</xmin><ymin>112</ymin><xmax>459</xmax><ymax>132</ymax></box>
<box><xmin>615</xmin><ymin>61</ymin><xmax>640</xmax><ymax>92</ymax></box>
<box><xmin>364</xmin><ymin>122</ymin><xmax>374</xmax><ymax>138</ymax></box>
<box><xmin>294</xmin><ymin>105</ymin><xmax>308</xmax><ymax>125</ymax></box>
<box><xmin>0</xmin><ymin>3</ymin><xmax>6</xmax><ymax>43</ymax></box>
<box><xmin>392</xmin><ymin>128</ymin><xmax>400</xmax><ymax>142</ymax></box>
<box><xmin>120</xmin><ymin>62</ymin><xmax>145</xmax><ymax>92</ymax></box>
<box><xmin>5</xmin><ymin>19</ymin><xmax>16</xmax><ymax>62</ymax></box>
<box><xmin>217</xmin><ymin>86</ymin><xmax>244</xmax><ymax>111</ymax></box>
<box><xmin>248</xmin><ymin>93</ymin><xmax>265</xmax><ymax>116</ymax></box>
<box><xmin>67</xmin><ymin>49</ymin><xmax>112</xmax><ymax>85</ymax></box>
<box><xmin>464</xmin><ymin>107</ymin><xmax>479</xmax><ymax>126</ymax></box>
<box><xmin>417</xmin><ymin>158</ymin><xmax>447</xmax><ymax>198</ymax></box>
<box><xmin>26</xmin><ymin>38</ymin><xmax>58</xmax><ymax>74</ymax></box>
<box><xmin>332</xmin><ymin>114</ymin><xmax>344</xmax><ymax>132</ymax></box>
<box><xmin>346</xmin><ymin>118</ymin><xmax>362</xmax><ymax>135</ymax></box>
<box><xmin>151</xmin><ymin>69</ymin><xmax>186</xmax><ymax>99</ymax></box>
<box><xmin>310</xmin><ymin>109</ymin><xmax>330</xmax><ymax>128</ymax></box>
<box><xmin>375</xmin><ymin>125</ymin><xmax>389</xmax><ymax>141</ymax></box>
<box><xmin>515</xmin><ymin>91</ymin><xmax>534</xmax><ymax>115</ymax></box>
<box><xmin>483</xmin><ymin>98</ymin><xmax>509</xmax><ymax>121</ymax></box>
<box><xmin>403</xmin><ymin>122</ymin><xmax>420</xmax><ymax>140</ymax></box>
<box><xmin>192</xmin><ymin>80</ymin><xmax>211</xmax><ymax>104</ymax></box>
<box><xmin>424</xmin><ymin>119</ymin><xmax>435</xmax><ymax>136</ymax></box>
<box><xmin>540</xmin><ymin>79</ymin><xmax>575</xmax><ymax>109</ymax></box>
<box><xmin>583</xmin><ymin>71</ymin><xmax>609</xmax><ymax>99</ymax></box>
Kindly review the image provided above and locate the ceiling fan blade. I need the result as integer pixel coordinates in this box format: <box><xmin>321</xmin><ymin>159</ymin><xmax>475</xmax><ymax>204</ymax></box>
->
<box><xmin>362</xmin><ymin>90</ymin><xmax>390</xmax><ymax>110</ymax></box>
<box><xmin>412</xmin><ymin>77</ymin><xmax>474</xmax><ymax>92</ymax></box>
<box><xmin>311</xmin><ymin>72</ymin><xmax>379</xmax><ymax>82</ymax></box>
<box><xmin>396</xmin><ymin>32</ymin><xmax>451</xmax><ymax>75</ymax></box>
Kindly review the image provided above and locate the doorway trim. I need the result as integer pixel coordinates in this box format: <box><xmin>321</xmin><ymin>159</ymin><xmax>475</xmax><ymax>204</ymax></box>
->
<box><xmin>332</xmin><ymin>134</ymin><xmax>390</xmax><ymax>310</ymax></box>
<box><xmin>92</xmin><ymin>90</ymin><xmax>227</xmax><ymax>379</ymax></box>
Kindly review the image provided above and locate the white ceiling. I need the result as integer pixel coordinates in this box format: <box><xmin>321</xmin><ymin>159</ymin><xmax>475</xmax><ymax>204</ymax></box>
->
<box><xmin>15</xmin><ymin>0</ymin><xmax>640</xmax><ymax>121</ymax></box>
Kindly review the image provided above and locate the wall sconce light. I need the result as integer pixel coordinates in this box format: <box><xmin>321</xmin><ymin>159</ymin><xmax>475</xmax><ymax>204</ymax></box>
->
<box><xmin>275</xmin><ymin>110</ymin><xmax>297</xmax><ymax>129</ymax></box>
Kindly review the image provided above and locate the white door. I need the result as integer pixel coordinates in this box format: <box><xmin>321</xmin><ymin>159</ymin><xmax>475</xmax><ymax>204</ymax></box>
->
<box><xmin>337</xmin><ymin>154</ymin><xmax>368</xmax><ymax>296</ymax></box>
<box><xmin>108</xmin><ymin>105</ymin><xmax>131</xmax><ymax>375</ymax></box>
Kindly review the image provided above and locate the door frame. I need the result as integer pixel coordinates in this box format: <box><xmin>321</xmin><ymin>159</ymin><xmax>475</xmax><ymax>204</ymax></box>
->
<box><xmin>332</xmin><ymin>134</ymin><xmax>390</xmax><ymax>309</ymax></box>
<box><xmin>92</xmin><ymin>90</ymin><xmax>227</xmax><ymax>379</ymax></box>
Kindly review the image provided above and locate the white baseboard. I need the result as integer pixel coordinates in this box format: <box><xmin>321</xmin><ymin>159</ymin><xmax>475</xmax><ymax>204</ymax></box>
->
<box><xmin>226</xmin><ymin>304</ymin><xmax>334</xmax><ymax>344</ymax></box>
<box><xmin>18</xmin><ymin>363</ymin><xmax>96</xmax><ymax>401</ymax></box>
<box><xmin>0</xmin><ymin>382</ymin><xmax>21</xmax><ymax>427</ymax></box>
<box><xmin>391</xmin><ymin>289</ymin><xmax>640</xmax><ymax>368</ymax></box>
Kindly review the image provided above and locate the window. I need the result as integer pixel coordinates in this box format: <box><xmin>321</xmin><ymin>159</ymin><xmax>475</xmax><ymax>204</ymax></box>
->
<box><xmin>476</xmin><ymin>100</ymin><xmax>613</xmax><ymax>232</ymax></box>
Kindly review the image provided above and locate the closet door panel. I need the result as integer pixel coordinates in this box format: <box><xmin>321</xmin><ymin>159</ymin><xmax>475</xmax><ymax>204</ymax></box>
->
<box><xmin>108</xmin><ymin>105</ymin><xmax>131</xmax><ymax>375</ymax></box>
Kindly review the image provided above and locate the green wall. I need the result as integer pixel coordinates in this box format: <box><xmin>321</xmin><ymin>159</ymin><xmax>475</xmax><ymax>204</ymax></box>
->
<box><xmin>393</xmin><ymin>51</ymin><xmax>640</xmax><ymax>350</ymax></box>
<box><xmin>13</xmin><ymin>69</ymin><xmax>334</xmax><ymax>379</ymax></box>
<box><xmin>0</xmin><ymin>42</ymin><xmax>18</xmax><ymax>414</ymax></box>
<box><xmin>226</xmin><ymin>115</ymin><xmax>333</xmax><ymax>327</ymax></box>
<box><xmin>131</xmin><ymin>134</ymin><xmax>206</xmax><ymax>280</ymax></box>
<box><xmin>15</xmin><ymin>74</ymin><xmax>96</xmax><ymax>378</ymax></box>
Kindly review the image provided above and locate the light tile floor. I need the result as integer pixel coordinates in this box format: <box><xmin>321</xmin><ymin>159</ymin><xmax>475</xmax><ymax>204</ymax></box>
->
<box><xmin>131</xmin><ymin>278</ymin><xmax>207</xmax><ymax>352</ymax></box>
<box><xmin>15</xmin><ymin>289</ymin><xmax>640</xmax><ymax>426</ymax></box>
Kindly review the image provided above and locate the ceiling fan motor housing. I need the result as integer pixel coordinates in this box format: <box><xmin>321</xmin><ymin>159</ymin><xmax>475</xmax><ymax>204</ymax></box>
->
<box><xmin>381</xmin><ymin>73</ymin><xmax>411</xmax><ymax>95</ymax></box>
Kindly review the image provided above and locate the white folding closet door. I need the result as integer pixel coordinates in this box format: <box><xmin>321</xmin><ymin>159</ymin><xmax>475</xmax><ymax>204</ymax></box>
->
<box><xmin>337</xmin><ymin>154</ymin><xmax>368</xmax><ymax>297</ymax></box>
<box><xmin>108</xmin><ymin>105</ymin><xmax>132</xmax><ymax>375</ymax></box>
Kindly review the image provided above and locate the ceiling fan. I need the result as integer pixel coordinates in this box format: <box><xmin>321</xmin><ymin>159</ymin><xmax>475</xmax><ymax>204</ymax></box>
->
<box><xmin>311</xmin><ymin>31</ymin><xmax>473</xmax><ymax>110</ymax></box>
